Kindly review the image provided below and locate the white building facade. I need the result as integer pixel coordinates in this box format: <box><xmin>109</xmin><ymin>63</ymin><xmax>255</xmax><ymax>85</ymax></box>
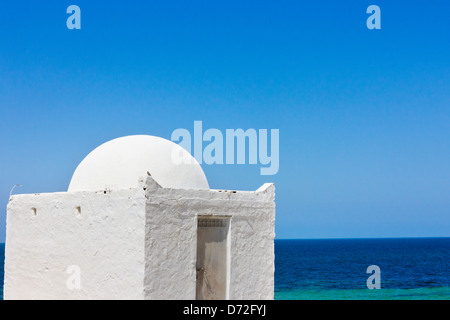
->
<box><xmin>4</xmin><ymin>136</ymin><xmax>275</xmax><ymax>300</ymax></box>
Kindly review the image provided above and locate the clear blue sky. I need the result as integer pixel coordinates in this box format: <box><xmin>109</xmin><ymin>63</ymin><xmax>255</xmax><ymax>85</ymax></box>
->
<box><xmin>1</xmin><ymin>1</ymin><xmax>449</xmax><ymax>241</ymax></box>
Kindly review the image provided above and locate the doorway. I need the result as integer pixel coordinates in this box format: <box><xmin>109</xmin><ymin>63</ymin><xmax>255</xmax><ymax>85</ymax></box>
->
<box><xmin>196</xmin><ymin>217</ymin><xmax>230</xmax><ymax>300</ymax></box>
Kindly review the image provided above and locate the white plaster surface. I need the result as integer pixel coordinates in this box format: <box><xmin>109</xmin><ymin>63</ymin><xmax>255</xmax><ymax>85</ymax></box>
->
<box><xmin>4</xmin><ymin>187</ymin><xmax>146</xmax><ymax>299</ymax></box>
<box><xmin>5</xmin><ymin>176</ymin><xmax>275</xmax><ymax>300</ymax></box>
<box><xmin>68</xmin><ymin>135</ymin><xmax>209</xmax><ymax>192</ymax></box>
<box><xmin>144</xmin><ymin>179</ymin><xmax>275</xmax><ymax>300</ymax></box>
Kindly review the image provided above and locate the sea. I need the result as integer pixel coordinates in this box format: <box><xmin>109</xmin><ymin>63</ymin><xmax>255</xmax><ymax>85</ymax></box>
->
<box><xmin>275</xmin><ymin>238</ymin><xmax>450</xmax><ymax>299</ymax></box>
<box><xmin>1</xmin><ymin>238</ymin><xmax>449</xmax><ymax>300</ymax></box>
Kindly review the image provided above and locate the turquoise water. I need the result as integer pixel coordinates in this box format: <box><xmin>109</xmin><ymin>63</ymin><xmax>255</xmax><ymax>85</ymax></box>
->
<box><xmin>1</xmin><ymin>238</ymin><xmax>449</xmax><ymax>300</ymax></box>
<box><xmin>275</xmin><ymin>286</ymin><xmax>450</xmax><ymax>300</ymax></box>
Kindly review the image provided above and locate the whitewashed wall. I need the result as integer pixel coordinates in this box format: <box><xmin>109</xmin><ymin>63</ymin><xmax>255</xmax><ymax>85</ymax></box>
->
<box><xmin>4</xmin><ymin>188</ymin><xmax>146</xmax><ymax>299</ymax></box>
<box><xmin>4</xmin><ymin>176</ymin><xmax>275</xmax><ymax>300</ymax></box>
<box><xmin>144</xmin><ymin>177</ymin><xmax>275</xmax><ymax>300</ymax></box>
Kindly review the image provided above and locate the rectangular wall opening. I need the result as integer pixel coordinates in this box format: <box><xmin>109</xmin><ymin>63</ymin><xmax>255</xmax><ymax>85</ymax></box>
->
<box><xmin>196</xmin><ymin>216</ymin><xmax>230</xmax><ymax>300</ymax></box>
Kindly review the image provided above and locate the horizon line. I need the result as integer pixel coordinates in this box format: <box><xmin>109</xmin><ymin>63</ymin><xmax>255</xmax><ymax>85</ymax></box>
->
<box><xmin>1</xmin><ymin>236</ymin><xmax>450</xmax><ymax>245</ymax></box>
<box><xmin>274</xmin><ymin>236</ymin><xmax>450</xmax><ymax>240</ymax></box>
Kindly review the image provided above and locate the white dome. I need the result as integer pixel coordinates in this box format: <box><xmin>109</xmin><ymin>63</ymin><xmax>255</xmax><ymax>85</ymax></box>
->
<box><xmin>68</xmin><ymin>135</ymin><xmax>209</xmax><ymax>192</ymax></box>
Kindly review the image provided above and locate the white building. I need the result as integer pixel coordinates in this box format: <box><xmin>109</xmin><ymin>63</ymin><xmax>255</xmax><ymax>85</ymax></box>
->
<box><xmin>4</xmin><ymin>135</ymin><xmax>275</xmax><ymax>300</ymax></box>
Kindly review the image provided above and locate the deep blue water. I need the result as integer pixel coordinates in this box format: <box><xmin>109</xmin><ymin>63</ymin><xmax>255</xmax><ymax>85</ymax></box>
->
<box><xmin>275</xmin><ymin>238</ymin><xmax>450</xmax><ymax>299</ymax></box>
<box><xmin>1</xmin><ymin>238</ymin><xmax>449</xmax><ymax>299</ymax></box>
